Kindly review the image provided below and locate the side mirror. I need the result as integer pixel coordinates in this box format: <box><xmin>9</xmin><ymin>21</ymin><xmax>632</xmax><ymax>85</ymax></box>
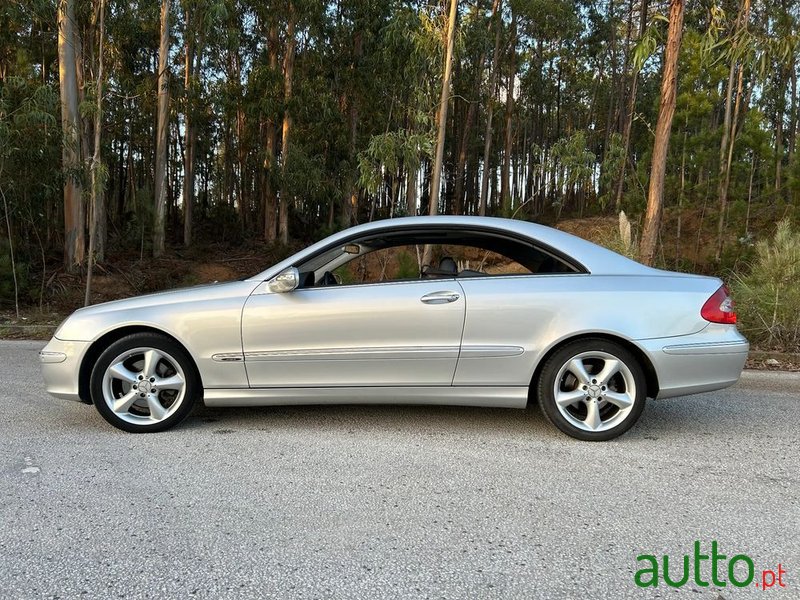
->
<box><xmin>268</xmin><ymin>267</ymin><xmax>300</xmax><ymax>293</ymax></box>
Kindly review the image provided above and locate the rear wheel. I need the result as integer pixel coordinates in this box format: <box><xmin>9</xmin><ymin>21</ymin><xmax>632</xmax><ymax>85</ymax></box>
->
<box><xmin>537</xmin><ymin>339</ymin><xmax>646</xmax><ymax>441</ymax></box>
<box><xmin>90</xmin><ymin>333</ymin><xmax>200</xmax><ymax>432</ymax></box>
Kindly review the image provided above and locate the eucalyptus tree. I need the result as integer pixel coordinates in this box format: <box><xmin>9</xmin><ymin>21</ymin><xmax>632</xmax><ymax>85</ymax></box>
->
<box><xmin>356</xmin><ymin>2</ymin><xmax>444</xmax><ymax>220</ymax></box>
<box><xmin>0</xmin><ymin>71</ymin><xmax>60</xmax><ymax>311</ymax></box>
<box><xmin>499</xmin><ymin>3</ymin><xmax>515</xmax><ymax>214</ymax></box>
<box><xmin>5</xmin><ymin>0</ymin><xmax>800</xmax><ymax>311</ymax></box>
<box><xmin>715</xmin><ymin>0</ymin><xmax>752</xmax><ymax>261</ymax></box>
<box><xmin>428</xmin><ymin>0</ymin><xmax>459</xmax><ymax>216</ymax></box>
<box><xmin>337</xmin><ymin>0</ymin><xmax>366</xmax><ymax>227</ymax></box>
<box><xmin>764</xmin><ymin>0</ymin><xmax>800</xmax><ymax>200</ymax></box>
<box><xmin>263</xmin><ymin>17</ymin><xmax>280</xmax><ymax>240</ymax></box>
<box><xmin>182</xmin><ymin>0</ymin><xmax>225</xmax><ymax>246</ymax></box>
<box><xmin>614</xmin><ymin>0</ymin><xmax>649</xmax><ymax>212</ymax></box>
<box><xmin>153</xmin><ymin>0</ymin><xmax>171</xmax><ymax>257</ymax></box>
<box><xmin>479</xmin><ymin>0</ymin><xmax>503</xmax><ymax>216</ymax></box>
<box><xmin>450</xmin><ymin>0</ymin><xmax>498</xmax><ymax>216</ymax></box>
<box><xmin>58</xmin><ymin>0</ymin><xmax>84</xmax><ymax>271</ymax></box>
<box><xmin>277</xmin><ymin>1</ymin><xmax>296</xmax><ymax>244</ymax></box>
<box><xmin>640</xmin><ymin>0</ymin><xmax>685</xmax><ymax>266</ymax></box>
<box><xmin>85</xmin><ymin>0</ymin><xmax>107</xmax><ymax>306</ymax></box>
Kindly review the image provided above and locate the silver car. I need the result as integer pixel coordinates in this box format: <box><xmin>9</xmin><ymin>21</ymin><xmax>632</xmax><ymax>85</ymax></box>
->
<box><xmin>40</xmin><ymin>216</ymin><xmax>748</xmax><ymax>440</ymax></box>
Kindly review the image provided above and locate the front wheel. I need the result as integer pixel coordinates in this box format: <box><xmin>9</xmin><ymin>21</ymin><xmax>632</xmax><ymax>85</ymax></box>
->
<box><xmin>537</xmin><ymin>339</ymin><xmax>647</xmax><ymax>441</ymax></box>
<box><xmin>90</xmin><ymin>333</ymin><xmax>200</xmax><ymax>432</ymax></box>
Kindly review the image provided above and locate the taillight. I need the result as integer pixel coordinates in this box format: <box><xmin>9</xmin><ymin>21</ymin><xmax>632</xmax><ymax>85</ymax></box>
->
<box><xmin>701</xmin><ymin>284</ymin><xmax>736</xmax><ymax>324</ymax></box>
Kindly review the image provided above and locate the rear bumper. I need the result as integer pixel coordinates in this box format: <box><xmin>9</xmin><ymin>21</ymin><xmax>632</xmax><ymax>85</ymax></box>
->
<box><xmin>638</xmin><ymin>325</ymin><xmax>749</xmax><ymax>399</ymax></box>
<box><xmin>39</xmin><ymin>338</ymin><xmax>90</xmax><ymax>403</ymax></box>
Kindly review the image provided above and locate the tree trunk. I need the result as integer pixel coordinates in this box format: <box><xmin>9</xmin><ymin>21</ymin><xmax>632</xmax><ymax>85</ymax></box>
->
<box><xmin>342</xmin><ymin>30</ymin><xmax>363</xmax><ymax>227</ymax></box>
<box><xmin>74</xmin><ymin>23</ymin><xmax>91</xmax><ymax>172</ymax></box>
<box><xmin>639</xmin><ymin>0</ymin><xmax>684</xmax><ymax>266</ymax></box>
<box><xmin>775</xmin><ymin>70</ymin><xmax>786</xmax><ymax>196</ymax></box>
<box><xmin>555</xmin><ymin>45</ymin><xmax>562</xmax><ymax>138</ymax></box>
<box><xmin>232</xmin><ymin>47</ymin><xmax>247</xmax><ymax>231</ymax></box>
<box><xmin>92</xmin><ymin>0</ymin><xmax>107</xmax><ymax>262</ymax></box>
<box><xmin>182</xmin><ymin>14</ymin><xmax>195</xmax><ymax>247</ymax></box>
<box><xmin>676</xmin><ymin>115</ymin><xmax>688</xmax><ymax>264</ymax></box>
<box><xmin>58</xmin><ymin>0</ymin><xmax>84</xmax><ymax>272</ymax></box>
<box><xmin>279</xmin><ymin>4</ymin><xmax>296</xmax><ymax>245</ymax></box>
<box><xmin>721</xmin><ymin>63</ymin><xmax>746</xmax><ymax>232</ymax></box>
<box><xmin>615</xmin><ymin>0</ymin><xmax>634</xmax><ymax>134</ymax></box>
<box><xmin>428</xmin><ymin>0</ymin><xmax>458</xmax><ymax>215</ymax></box>
<box><xmin>153</xmin><ymin>0</ymin><xmax>170</xmax><ymax>257</ymax></box>
<box><xmin>745</xmin><ymin>153</ymin><xmax>756</xmax><ymax>234</ymax></box>
<box><xmin>453</xmin><ymin>82</ymin><xmax>475</xmax><ymax>215</ymax></box>
<box><xmin>263</xmin><ymin>21</ymin><xmax>278</xmax><ymax>242</ymax></box>
<box><xmin>115</xmin><ymin>139</ymin><xmax>125</xmax><ymax>219</ymax></box>
<box><xmin>787</xmin><ymin>66</ymin><xmax>797</xmax><ymax>190</ymax></box>
<box><xmin>479</xmin><ymin>0</ymin><xmax>503</xmax><ymax>216</ymax></box>
<box><xmin>453</xmin><ymin>1</ymin><xmax>498</xmax><ymax>216</ymax></box>
<box><xmin>614</xmin><ymin>0</ymin><xmax>648</xmax><ymax>212</ymax></box>
<box><xmin>453</xmin><ymin>105</ymin><xmax>475</xmax><ymax>215</ymax></box>
<box><xmin>86</xmin><ymin>0</ymin><xmax>106</xmax><ymax>306</ymax></box>
<box><xmin>500</xmin><ymin>8</ymin><xmax>516</xmax><ymax>215</ymax></box>
<box><xmin>183</xmin><ymin>14</ymin><xmax>201</xmax><ymax>247</ymax></box>
<box><xmin>406</xmin><ymin>129</ymin><xmax>418</xmax><ymax>215</ymax></box>
<box><xmin>600</xmin><ymin>0</ymin><xmax>618</xmax><ymax>201</ymax></box>
<box><xmin>714</xmin><ymin>0</ymin><xmax>750</xmax><ymax>261</ymax></box>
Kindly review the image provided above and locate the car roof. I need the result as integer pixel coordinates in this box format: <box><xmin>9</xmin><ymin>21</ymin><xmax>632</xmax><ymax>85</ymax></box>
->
<box><xmin>248</xmin><ymin>216</ymin><xmax>658</xmax><ymax>280</ymax></box>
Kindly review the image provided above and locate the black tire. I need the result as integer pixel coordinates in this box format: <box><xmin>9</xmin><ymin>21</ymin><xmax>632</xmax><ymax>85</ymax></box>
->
<box><xmin>89</xmin><ymin>332</ymin><xmax>200</xmax><ymax>433</ymax></box>
<box><xmin>537</xmin><ymin>338</ymin><xmax>647</xmax><ymax>441</ymax></box>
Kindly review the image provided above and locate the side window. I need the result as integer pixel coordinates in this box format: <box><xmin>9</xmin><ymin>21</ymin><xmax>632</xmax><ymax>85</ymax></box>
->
<box><xmin>327</xmin><ymin>241</ymin><xmax>571</xmax><ymax>286</ymax></box>
<box><xmin>333</xmin><ymin>245</ymin><xmax>422</xmax><ymax>285</ymax></box>
<box><xmin>437</xmin><ymin>245</ymin><xmax>532</xmax><ymax>277</ymax></box>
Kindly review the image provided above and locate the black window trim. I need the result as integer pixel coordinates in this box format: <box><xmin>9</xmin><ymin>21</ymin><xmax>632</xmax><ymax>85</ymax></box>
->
<box><xmin>293</xmin><ymin>223</ymin><xmax>589</xmax><ymax>277</ymax></box>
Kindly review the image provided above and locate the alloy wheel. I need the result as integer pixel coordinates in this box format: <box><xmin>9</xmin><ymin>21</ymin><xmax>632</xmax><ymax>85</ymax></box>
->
<box><xmin>101</xmin><ymin>347</ymin><xmax>187</xmax><ymax>425</ymax></box>
<box><xmin>552</xmin><ymin>350</ymin><xmax>637</xmax><ymax>433</ymax></box>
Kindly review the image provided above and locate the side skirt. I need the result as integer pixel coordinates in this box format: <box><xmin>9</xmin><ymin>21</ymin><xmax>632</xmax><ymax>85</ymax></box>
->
<box><xmin>202</xmin><ymin>386</ymin><xmax>529</xmax><ymax>409</ymax></box>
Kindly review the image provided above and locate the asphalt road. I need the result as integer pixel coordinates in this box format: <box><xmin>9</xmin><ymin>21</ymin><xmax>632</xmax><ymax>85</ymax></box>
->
<box><xmin>1</xmin><ymin>340</ymin><xmax>798</xmax><ymax>599</ymax></box>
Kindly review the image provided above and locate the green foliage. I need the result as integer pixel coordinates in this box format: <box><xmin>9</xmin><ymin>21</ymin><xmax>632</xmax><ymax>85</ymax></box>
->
<box><xmin>0</xmin><ymin>0</ymin><xmax>798</xmax><ymax>349</ymax></box>
<box><xmin>632</xmin><ymin>14</ymin><xmax>667</xmax><ymax>71</ymax></box>
<box><xmin>733</xmin><ymin>219</ymin><xmax>800</xmax><ymax>351</ymax></box>
<box><xmin>0</xmin><ymin>75</ymin><xmax>59</xmax><ymax>307</ymax></box>
<box><xmin>395</xmin><ymin>250</ymin><xmax>419</xmax><ymax>280</ymax></box>
<box><xmin>117</xmin><ymin>188</ymin><xmax>155</xmax><ymax>253</ymax></box>
<box><xmin>281</xmin><ymin>146</ymin><xmax>326</xmax><ymax>201</ymax></box>
<box><xmin>599</xmin><ymin>133</ymin><xmax>624</xmax><ymax>210</ymax></box>
<box><xmin>0</xmin><ymin>238</ymin><xmax>29</xmax><ymax>307</ymax></box>
<box><xmin>0</xmin><ymin>77</ymin><xmax>59</xmax><ymax>167</ymax></box>
<box><xmin>550</xmin><ymin>132</ymin><xmax>596</xmax><ymax>198</ymax></box>
<box><xmin>358</xmin><ymin>130</ymin><xmax>433</xmax><ymax>195</ymax></box>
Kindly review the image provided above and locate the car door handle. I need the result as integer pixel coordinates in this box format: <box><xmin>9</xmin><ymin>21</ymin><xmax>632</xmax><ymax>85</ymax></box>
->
<box><xmin>420</xmin><ymin>291</ymin><xmax>460</xmax><ymax>304</ymax></box>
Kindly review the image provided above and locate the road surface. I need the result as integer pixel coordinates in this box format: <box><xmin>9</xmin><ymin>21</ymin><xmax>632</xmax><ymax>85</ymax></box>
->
<box><xmin>1</xmin><ymin>340</ymin><xmax>797</xmax><ymax>598</ymax></box>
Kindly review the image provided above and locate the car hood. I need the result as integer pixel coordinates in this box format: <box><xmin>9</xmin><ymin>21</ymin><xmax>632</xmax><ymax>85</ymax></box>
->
<box><xmin>54</xmin><ymin>280</ymin><xmax>260</xmax><ymax>341</ymax></box>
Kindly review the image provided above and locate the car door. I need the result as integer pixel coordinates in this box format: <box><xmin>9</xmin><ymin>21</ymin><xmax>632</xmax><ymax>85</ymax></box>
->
<box><xmin>452</xmin><ymin>274</ymin><xmax>584</xmax><ymax>387</ymax></box>
<box><xmin>241</xmin><ymin>279</ymin><xmax>466</xmax><ymax>387</ymax></box>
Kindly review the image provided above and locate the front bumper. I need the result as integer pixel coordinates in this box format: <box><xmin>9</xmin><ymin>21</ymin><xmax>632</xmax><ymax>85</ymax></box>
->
<box><xmin>39</xmin><ymin>338</ymin><xmax>91</xmax><ymax>403</ymax></box>
<box><xmin>638</xmin><ymin>324</ymin><xmax>749</xmax><ymax>399</ymax></box>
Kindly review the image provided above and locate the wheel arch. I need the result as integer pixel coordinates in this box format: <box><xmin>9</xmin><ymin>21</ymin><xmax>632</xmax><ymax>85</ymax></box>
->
<box><xmin>78</xmin><ymin>325</ymin><xmax>202</xmax><ymax>403</ymax></box>
<box><xmin>528</xmin><ymin>333</ymin><xmax>659</xmax><ymax>405</ymax></box>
